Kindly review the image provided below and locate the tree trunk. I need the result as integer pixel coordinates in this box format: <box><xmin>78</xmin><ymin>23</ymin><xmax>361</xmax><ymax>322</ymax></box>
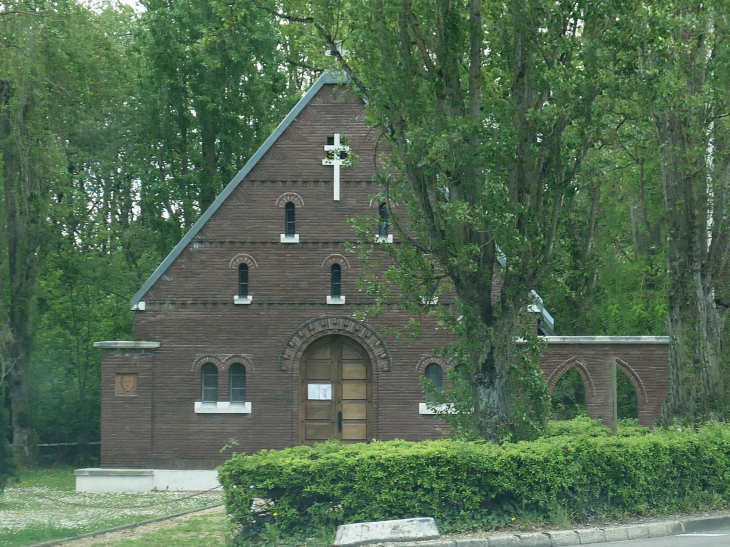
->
<box><xmin>1</xmin><ymin>78</ymin><xmax>37</xmax><ymax>465</ymax></box>
<box><xmin>655</xmin><ymin>110</ymin><xmax>728</xmax><ymax>422</ymax></box>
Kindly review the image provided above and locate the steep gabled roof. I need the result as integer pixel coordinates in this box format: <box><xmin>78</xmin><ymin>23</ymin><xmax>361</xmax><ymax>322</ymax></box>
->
<box><xmin>130</xmin><ymin>71</ymin><xmax>346</xmax><ymax>309</ymax></box>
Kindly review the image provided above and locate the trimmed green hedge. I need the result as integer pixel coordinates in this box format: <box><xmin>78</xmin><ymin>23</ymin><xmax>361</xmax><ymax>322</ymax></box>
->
<box><xmin>219</xmin><ymin>422</ymin><xmax>730</xmax><ymax>538</ymax></box>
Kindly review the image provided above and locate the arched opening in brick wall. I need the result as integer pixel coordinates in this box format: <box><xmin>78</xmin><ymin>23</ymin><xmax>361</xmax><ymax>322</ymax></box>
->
<box><xmin>547</xmin><ymin>358</ymin><xmax>595</xmax><ymax>421</ymax></box>
<box><xmin>616</xmin><ymin>370</ymin><xmax>639</xmax><ymax>420</ymax></box>
<box><xmin>550</xmin><ymin>368</ymin><xmax>586</xmax><ymax>420</ymax></box>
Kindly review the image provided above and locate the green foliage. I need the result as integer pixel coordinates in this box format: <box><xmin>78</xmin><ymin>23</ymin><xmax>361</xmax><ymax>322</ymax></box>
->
<box><xmin>221</xmin><ymin>423</ymin><xmax>730</xmax><ymax>541</ymax></box>
<box><xmin>544</xmin><ymin>415</ymin><xmax>610</xmax><ymax>438</ymax></box>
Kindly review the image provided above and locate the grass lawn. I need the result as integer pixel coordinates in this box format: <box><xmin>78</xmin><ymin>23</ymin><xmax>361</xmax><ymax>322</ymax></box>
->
<box><xmin>0</xmin><ymin>467</ymin><xmax>223</xmax><ymax>547</ymax></box>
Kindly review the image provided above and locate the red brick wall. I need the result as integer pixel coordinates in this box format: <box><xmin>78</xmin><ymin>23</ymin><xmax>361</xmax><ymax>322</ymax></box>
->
<box><xmin>541</xmin><ymin>342</ymin><xmax>669</xmax><ymax>428</ymax></box>
<box><xmin>100</xmin><ymin>348</ymin><xmax>154</xmax><ymax>467</ymax></box>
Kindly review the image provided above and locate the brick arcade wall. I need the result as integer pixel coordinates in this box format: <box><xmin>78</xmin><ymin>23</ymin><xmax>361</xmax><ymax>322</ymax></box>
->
<box><xmin>541</xmin><ymin>340</ymin><xmax>670</xmax><ymax>428</ymax></box>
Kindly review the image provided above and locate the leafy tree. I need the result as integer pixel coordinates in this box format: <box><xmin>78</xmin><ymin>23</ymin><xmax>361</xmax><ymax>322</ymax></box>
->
<box><xmin>628</xmin><ymin>1</ymin><xmax>730</xmax><ymax>422</ymax></box>
<box><xmin>291</xmin><ymin>0</ymin><xmax>638</xmax><ymax>441</ymax></box>
<box><xmin>136</xmin><ymin>0</ymin><xmax>297</xmax><ymax>230</ymax></box>
<box><xmin>0</xmin><ymin>0</ymin><xmax>142</xmax><ymax>463</ymax></box>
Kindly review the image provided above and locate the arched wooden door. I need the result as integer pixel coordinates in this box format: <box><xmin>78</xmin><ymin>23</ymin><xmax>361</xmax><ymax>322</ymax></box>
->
<box><xmin>299</xmin><ymin>336</ymin><xmax>372</xmax><ymax>444</ymax></box>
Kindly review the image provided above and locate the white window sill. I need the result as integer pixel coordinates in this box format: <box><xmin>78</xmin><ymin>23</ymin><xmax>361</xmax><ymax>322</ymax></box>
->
<box><xmin>195</xmin><ymin>401</ymin><xmax>251</xmax><ymax>414</ymax></box>
<box><xmin>234</xmin><ymin>295</ymin><xmax>253</xmax><ymax>305</ymax></box>
<box><xmin>327</xmin><ymin>295</ymin><xmax>346</xmax><ymax>305</ymax></box>
<box><xmin>420</xmin><ymin>297</ymin><xmax>439</xmax><ymax>305</ymax></box>
<box><xmin>419</xmin><ymin>402</ymin><xmax>455</xmax><ymax>415</ymax></box>
<box><xmin>376</xmin><ymin>234</ymin><xmax>393</xmax><ymax>244</ymax></box>
<box><xmin>280</xmin><ymin>234</ymin><xmax>299</xmax><ymax>243</ymax></box>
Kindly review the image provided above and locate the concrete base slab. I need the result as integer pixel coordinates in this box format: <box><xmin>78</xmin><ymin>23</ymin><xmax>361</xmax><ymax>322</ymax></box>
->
<box><xmin>625</xmin><ymin>524</ymin><xmax>650</xmax><ymax>540</ymax></box>
<box><xmin>603</xmin><ymin>527</ymin><xmax>629</xmax><ymax>542</ymax></box>
<box><xmin>546</xmin><ymin>530</ymin><xmax>580</xmax><ymax>546</ymax></box>
<box><xmin>334</xmin><ymin>518</ymin><xmax>439</xmax><ymax>546</ymax></box>
<box><xmin>75</xmin><ymin>468</ymin><xmax>219</xmax><ymax>492</ymax></box>
<box><xmin>576</xmin><ymin>528</ymin><xmax>606</xmax><ymax>543</ymax></box>
<box><xmin>489</xmin><ymin>535</ymin><xmax>520</xmax><ymax>547</ymax></box>
<box><xmin>517</xmin><ymin>532</ymin><xmax>551</xmax><ymax>546</ymax></box>
<box><xmin>648</xmin><ymin>522</ymin><xmax>682</xmax><ymax>537</ymax></box>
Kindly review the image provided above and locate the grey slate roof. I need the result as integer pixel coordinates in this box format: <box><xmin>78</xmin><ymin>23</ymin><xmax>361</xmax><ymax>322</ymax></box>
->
<box><xmin>130</xmin><ymin>71</ymin><xmax>347</xmax><ymax>309</ymax></box>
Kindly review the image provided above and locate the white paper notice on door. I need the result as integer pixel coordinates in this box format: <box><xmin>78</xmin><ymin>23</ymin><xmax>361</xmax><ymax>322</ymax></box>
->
<box><xmin>308</xmin><ymin>383</ymin><xmax>332</xmax><ymax>400</ymax></box>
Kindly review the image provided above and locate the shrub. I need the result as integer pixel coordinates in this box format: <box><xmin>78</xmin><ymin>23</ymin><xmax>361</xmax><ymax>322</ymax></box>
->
<box><xmin>219</xmin><ymin>423</ymin><xmax>730</xmax><ymax>540</ymax></box>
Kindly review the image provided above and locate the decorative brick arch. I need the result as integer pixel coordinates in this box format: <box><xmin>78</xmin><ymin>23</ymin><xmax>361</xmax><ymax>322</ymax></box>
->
<box><xmin>616</xmin><ymin>358</ymin><xmax>648</xmax><ymax>404</ymax></box>
<box><xmin>276</xmin><ymin>192</ymin><xmax>304</xmax><ymax>208</ymax></box>
<box><xmin>279</xmin><ymin>315</ymin><xmax>391</xmax><ymax>372</ymax></box>
<box><xmin>322</xmin><ymin>254</ymin><xmax>351</xmax><ymax>269</ymax></box>
<box><xmin>191</xmin><ymin>355</ymin><xmax>224</xmax><ymax>373</ymax></box>
<box><xmin>415</xmin><ymin>355</ymin><xmax>455</xmax><ymax>374</ymax></box>
<box><xmin>229</xmin><ymin>254</ymin><xmax>258</xmax><ymax>269</ymax></box>
<box><xmin>547</xmin><ymin>357</ymin><xmax>596</xmax><ymax>397</ymax></box>
<box><xmin>222</xmin><ymin>354</ymin><xmax>255</xmax><ymax>373</ymax></box>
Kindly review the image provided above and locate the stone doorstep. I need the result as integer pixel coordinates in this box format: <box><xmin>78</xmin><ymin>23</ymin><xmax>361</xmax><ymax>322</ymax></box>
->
<box><xmin>334</xmin><ymin>518</ymin><xmax>440</xmax><ymax>546</ymax></box>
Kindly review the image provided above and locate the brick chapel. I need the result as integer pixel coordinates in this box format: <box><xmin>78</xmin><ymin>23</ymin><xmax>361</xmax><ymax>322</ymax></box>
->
<box><xmin>85</xmin><ymin>73</ymin><xmax>671</xmax><ymax>491</ymax></box>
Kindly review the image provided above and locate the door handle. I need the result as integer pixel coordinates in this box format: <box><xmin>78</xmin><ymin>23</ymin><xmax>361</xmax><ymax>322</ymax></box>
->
<box><xmin>337</xmin><ymin>410</ymin><xmax>342</xmax><ymax>433</ymax></box>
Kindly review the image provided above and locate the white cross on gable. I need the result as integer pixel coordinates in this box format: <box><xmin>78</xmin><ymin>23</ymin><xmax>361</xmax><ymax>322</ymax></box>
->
<box><xmin>322</xmin><ymin>133</ymin><xmax>350</xmax><ymax>201</ymax></box>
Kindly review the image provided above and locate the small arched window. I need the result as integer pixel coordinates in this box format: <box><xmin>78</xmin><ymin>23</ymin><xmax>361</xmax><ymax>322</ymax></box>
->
<box><xmin>238</xmin><ymin>264</ymin><xmax>249</xmax><ymax>296</ymax></box>
<box><xmin>229</xmin><ymin>363</ymin><xmax>246</xmax><ymax>403</ymax></box>
<box><xmin>201</xmin><ymin>363</ymin><xmax>218</xmax><ymax>402</ymax></box>
<box><xmin>378</xmin><ymin>203</ymin><xmax>389</xmax><ymax>237</ymax></box>
<box><xmin>285</xmin><ymin>202</ymin><xmax>295</xmax><ymax>235</ymax></box>
<box><xmin>424</xmin><ymin>363</ymin><xmax>443</xmax><ymax>392</ymax></box>
<box><xmin>331</xmin><ymin>264</ymin><xmax>341</xmax><ymax>297</ymax></box>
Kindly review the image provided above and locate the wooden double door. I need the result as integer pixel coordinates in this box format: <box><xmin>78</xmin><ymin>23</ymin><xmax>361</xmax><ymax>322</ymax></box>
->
<box><xmin>299</xmin><ymin>336</ymin><xmax>372</xmax><ymax>444</ymax></box>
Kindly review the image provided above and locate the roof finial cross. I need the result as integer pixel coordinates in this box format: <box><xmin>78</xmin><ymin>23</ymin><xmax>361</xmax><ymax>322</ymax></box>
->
<box><xmin>323</xmin><ymin>133</ymin><xmax>350</xmax><ymax>201</ymax></box>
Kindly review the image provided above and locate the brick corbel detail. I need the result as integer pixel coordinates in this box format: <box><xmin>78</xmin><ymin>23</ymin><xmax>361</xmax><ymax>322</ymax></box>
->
<box><xmin>415</xmin><ymin>355</ymin><xmax>454</xmax><ymax>374</ymax></box>
<box><xmin>322</xmin><ymin>254</ymin><xmax>350</xmax><ymax>269</ymax></box>
<box><xmin>276</xmin><ymin>192</ymin><xmax>304</xmax><ymax>208</ymax></box>
<box><xmin>191</xmin><ymin>355</ymin><xmax>225</xmax><ymax>373</ymax></box>
<box><xmin>222</xmin><ymin>354</ymin><xmax>255</xmax><ymax>373</ymax></box>
<box><xmin>229</xmin><ymin>254</ymin><xmax>258</xmax><ymax>269</ymax></box>
<box><xmin>279</xmin><ymin>315</ymin><xmax>391</xmax><ymax>372</ymax></box>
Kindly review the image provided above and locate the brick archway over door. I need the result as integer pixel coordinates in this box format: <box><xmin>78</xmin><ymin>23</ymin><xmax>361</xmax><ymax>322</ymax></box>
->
<box><xmin>278</xmin><ymin>315</ymin><xmax>392</xmax><ymax>373</ymax></box>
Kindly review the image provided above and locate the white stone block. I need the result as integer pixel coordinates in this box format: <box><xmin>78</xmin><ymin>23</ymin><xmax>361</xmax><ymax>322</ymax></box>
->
<box><xmin>333</xmin><ymin>517</ymin><xmax>439</xmax><ymax>546</ymax></box>
<box><xmin>75</xmin><ymin>468</ymin><xmax>154</xmax><ymax>492</ymax></box>
<box><xmin>153</xmin><ymin>470</ymin><xmax>219</xmax><ymax>491</ymax></box>
<box><xmin>75</xmin><ymin>468</ymin><xmax>220</xmax><ymax>492</ymax></box>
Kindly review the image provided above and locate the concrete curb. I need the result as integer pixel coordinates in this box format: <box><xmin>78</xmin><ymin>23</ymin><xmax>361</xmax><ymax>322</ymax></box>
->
<box><xmin>28</xmin><ymin>503</ymin><xmax>223</xmax><ymax>547</ymax></box>
<box><xmin>382</xmin><ymin>513</ymin><xmax>730</xmax><ymax>546</ymax></box>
